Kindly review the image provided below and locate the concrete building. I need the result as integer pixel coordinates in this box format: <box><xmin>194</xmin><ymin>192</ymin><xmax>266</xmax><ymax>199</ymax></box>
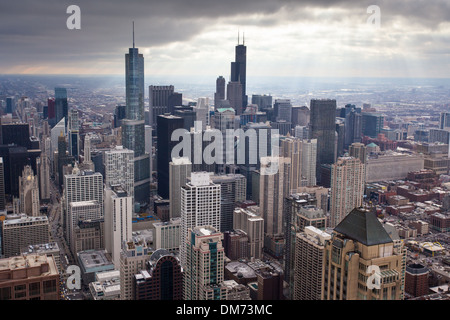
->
<box><xmin>72</xmin><ymin>218</ymin><xmax>104</xmax><ymax>257</ymax></box>
<box><xmin>210</xmin><ymin>173</ymin><xmax>246</xmax><ymax>232</ymax></box>
<box><xmin>294</xmin><ymin>226</ymin><xmax>331</xmax><ymax>300</ymax></box>
<box><xmin>119</xmin><ymin>237</ymin><xmax>151</xmax><ymax>300</ymax></box>
<box><xmin>322</xmin><ymin>207</ymin><xmax>406</xmax><ymax>300</ymax></box>
<box><xmin>0</xmin><ymin>254</ymin><xmax>59</xmax><ymax>300</ymax></box>
<box><xmin>365</xmin><ymin>151</ymin><xmax>424</xmax><ymax>183</ymax></box>
<box><xmin>233</xmin><ymin>207</ymin><xmax>264</xmax><ymax>260</ymax></box>
<box><xmin>89</xmin><ymin>270</ymin><xmax>121</xmax><ymax>300</ymax></box>
<box><xmin>180</xmin><ymin>172</ymin><xmax>221</xmax><ymax>269</ymax></box>
<box><xmin>63</xmin><ymin>169</ymin><xmax>104</xmax><ymax>247</ymax></box>
<box><xmin>18</xmin><ymin>165</ymin><xmax>40</xmax><ymax>217</ymax></box>
<box><xmin>405</xmin><ymin>263</ymin><xmax>429</xmax><ymax>298</ymax></box>
<box><xmin>20</xmin><ymin>242</ymin><xmax>61</xmax><ymax>274</ymax></box>
<box><xmin>104</xmin><ymin>146</ymin><xmax>135</xmax><ymax>200</ymax></box>
<box><xmin>153</xmin><ymin>217</ymin><xmax>181</xmax><ymax>252</ymax></box>
<box><xmin>134</xmin><ymin>249</ymin><xmax>183</xmax><ymax>300</ymax></box>
<box><xmin>183</xmin><ymin>226</ymin><xmax>226</xmax><ymax>300</ymax></box>
<box><xmin>169</xmin><ymin>157</ymin><xmax>191</xmax><ymax>219</ymax></box>
<box><xmin>104</xmin><ymin>186</ymin><xmax>133</xmax><ymax>269</ymax></box>
<box><xmin>77</xmin><ymin>249</ymin><xmax>114</xmax><ymax>286</ymax></box>
<box><xmin>2</xmin><ymin>215</ymin><xmax>49</xmax><ymax>258</ymax></box>
<box><xmin>259</xmin><ymin>156</ymin><xmax>291</xmax><ymax>238</ymax></box>
<box><xmin>223</xmin><ymin>279</ymin><xmax>251</xmax><ymax>300</ymax></box>
<box><xmin>330</xmin><ymin>157</ymin><xmax>365</xmax><ymax>228</ymax></box>
<box><xmin>67</xmin><ymin>201</ymin><xmax>102</xmax><ymax>256</ymax></box>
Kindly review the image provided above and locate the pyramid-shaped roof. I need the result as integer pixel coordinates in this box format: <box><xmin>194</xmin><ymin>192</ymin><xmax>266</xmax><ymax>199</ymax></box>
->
<box><xmin>334</xmin><ymin>207</ymin><xmax>393</xmax><ymax>246</ymax></box>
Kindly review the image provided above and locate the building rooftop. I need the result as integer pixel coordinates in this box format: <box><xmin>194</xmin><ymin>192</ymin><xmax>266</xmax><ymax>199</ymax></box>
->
<box><xmin>334</xmin><ymin>207</ymin><xmax>393</xmax><ymax>246</ymax></box>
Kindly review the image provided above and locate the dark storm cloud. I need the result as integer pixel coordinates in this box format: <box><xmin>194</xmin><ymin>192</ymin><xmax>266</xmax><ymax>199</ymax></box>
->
<box><xmin>0</xmin><ymin>0</ymin><xmax>449</xmax><ymax>73</ymax></box>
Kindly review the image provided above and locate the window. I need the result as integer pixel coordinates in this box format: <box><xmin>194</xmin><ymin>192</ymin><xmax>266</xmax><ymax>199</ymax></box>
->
<box><xmin>29</xmin><ymin>282</ymin><xmax>40</xmax><ymax>296</ymax></box>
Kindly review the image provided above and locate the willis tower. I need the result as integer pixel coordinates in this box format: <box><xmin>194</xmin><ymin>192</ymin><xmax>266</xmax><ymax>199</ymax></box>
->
<box><xmin>231</xmin><ymin>32</ymin><xmax>247</xmax><ymax>111</ymax></box>
<box><xmin>122</xmin><ymin>23</ymin><xmax>150</xmax><ymax>206</ymax></box>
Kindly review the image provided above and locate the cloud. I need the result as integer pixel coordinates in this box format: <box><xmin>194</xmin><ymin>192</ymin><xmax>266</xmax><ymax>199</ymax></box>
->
<box><xmin>0</xmin><ymin>0</ymin><xmax>449</xmax><ymax>77</ymax></box>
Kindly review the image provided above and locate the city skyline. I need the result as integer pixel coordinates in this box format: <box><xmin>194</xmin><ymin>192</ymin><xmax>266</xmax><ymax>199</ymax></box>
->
<box><xmin>1</xmin><ymin>0</ymin><xmax>450</xmax><ymax>78</ymax></box>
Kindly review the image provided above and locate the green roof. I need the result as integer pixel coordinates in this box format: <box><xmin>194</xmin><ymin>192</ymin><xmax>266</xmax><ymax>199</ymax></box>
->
<box><xmin>334</xmin><ymin>208</ymin><xmax>393</xmax><ymax>246</ymax></box>
<box><xmin>367</xmin><ymin>143</ymin><xmax>378</xmax><ymax>147</ymax></box>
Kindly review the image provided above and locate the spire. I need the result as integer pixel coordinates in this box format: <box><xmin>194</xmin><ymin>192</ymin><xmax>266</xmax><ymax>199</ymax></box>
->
<box><xmin>133</xmin><ymin>21</ymin><xmax>135</xmax><ymax>48</ymax></box>
<box><xmin>243</xmin><ymin>32</ymin><xmax>245</xmax><ymax>45</ymax></box>
<box><xmin>238</xmin><ymin>29</ymin><xmax>240</xmax><ymax>45</ymax></box>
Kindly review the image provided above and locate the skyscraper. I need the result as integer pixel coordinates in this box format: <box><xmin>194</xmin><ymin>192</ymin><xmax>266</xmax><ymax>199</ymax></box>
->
<box><xmin>63</xmin><ymin>169</ymin><xmax>104</xmax><ymax>247</ymax></box>
<box><xmin>294</xmin><ymin>226</ymin><xmax>331</xmax><ymax>300</ymax></box>
<box><xmin>230</xmin><ymin>33</ymin><xmax>247</xmax><ymax>109</ymax></box>
<box><xmin>18</xmin><ymin>165</ymin><xmax>40</xmax><ymax>217</ymax></box>
<box><xmin>121</xmin><ymin>25</ymin><xmax>150</xmax><ymax>205</ymax></box>
<box><xmin>169</xmin><ymin>157</ymin><xmax>191</xmax><ymax>219</ymax></box>
<box><xmin>68</xmin><ymin>109</ymin><xmax>80</xmax><ymax>160</ymax></box>
<box><xmin>259</xmin><ymin>156</ymin><xmax>291</xmax><ymax>251</ymax></box>
<box><xmin>226</xmin><ymin>81</ymin><xmax>243</xmax><ymax>115</ymax></box>
<box><xmin>104</xmin><ymin>185</ymin><xmax>133</xmax><ymax>269</ymax></box>
<box><xmin>149</xmin><ymin>85</ymin><xmax>175</xmax><ymax>127</ymax></box>
<box><xmin>180</xmin><ymin>172</ymin><xmax>221</xmax><ymax>268</ymax></box>
<box><xmin>55</xmin><ymin>88</ymin><xmax>68</xmax><ymax>127</ymax></box>
<box><xmin>135</xmin><ymin>249</ymin><xmax>183</xmax><ymax>300</ymax></box>
<box><xmin>362</xmin><ymin>112</ymin><xmax>384</xmax><ymax>138</ymax></box>
<box><xmin>211</xmin><ymin>173</ymin><xmax>247</xmax><ymax>232</ymax></box>
<box><xmin>104</xmin><ymin>146</ymin><xmax>135</xmax><ymax>200</ymax></box>
<box><xmin>157</xmin><ymin>114</ymin><xmax>184</xmax><ymax>199</ymax></box>
<box><xmin>214</xmin><ymin>76</ymin><xmax>226</xmax><ymax>109</ymax></box>
<box><xmin>183</xmin><ymin>226</ymin><xmax>226</xmax><ymax>300</ymax></box>
<box><xmin>310</xmin><ymin>99</ymin><xmax>336</xmax><ymax>183</ymax></box>
<box><xmin>329</xmin><ymin>157</ymin><xmax>365</xmax><ymax>228</ymax></box>
<box><xmin>322</xmin><ymin>207</ymin><xmax>406</xmax><ymax>300</ymax></box>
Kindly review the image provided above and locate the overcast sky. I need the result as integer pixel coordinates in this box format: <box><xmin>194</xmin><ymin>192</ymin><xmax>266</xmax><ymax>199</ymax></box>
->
<box><xmin>1</xmin><ymin>0</ymin><xmax>449</xmax><ymax>78</ymax></box>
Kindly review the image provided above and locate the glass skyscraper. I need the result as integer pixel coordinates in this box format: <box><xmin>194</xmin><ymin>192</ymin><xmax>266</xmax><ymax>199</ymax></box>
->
<box><xmin>122</xmin><ymin>30</ymin><xmax>150</xmax><ymax>206</ymax></box>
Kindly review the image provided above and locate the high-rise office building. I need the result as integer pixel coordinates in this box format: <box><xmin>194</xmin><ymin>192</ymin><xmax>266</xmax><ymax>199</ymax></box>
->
<box><xmin>1</xmin><ymin>123</ymin><xmax>30</xmax><ymax>149</ymax></box>
<box><xmin>344</xmin><ymin>107</ymin><xmax>362</xmax><ymax>148</ymax></box>
<box><xmin>251</xmin><ymin>94</ymin><xmax>272</xmax><ymax>111</ymax></box>
<box><xmin>439</xmin><ymin>112</ymin><xmax>450</xmax><ymax>131</ymax></box>
<box><xmin>259</xmin><ymin>156</ymin><xmax>291</xmax><ymax>239</ymax></box>
<box><xmin>153</xmin><ymin>217</ymin><xmax>181</xmax><ymax>252</ymax></box>
<box><xmin>211</xmin><ymin>173</ymin><xmax>247</xmax><ymax>232</ymax></box>
<box><xmin>214</xmin><ymin>76</ymin><xmax>226</xmax><ymax>109</ymax></box>
<box><xmin>149</xmin><ymin>85</ymin><xmax>175</xmax><ymax>127</ymax></box>
<box><xmin>283</xmin><ymin>193</ymin><xmax>327</xmax><ymax>298</ymax></box>
<box><xmin>157</xmin><ymin>114</ymin><xmax>184</xmax><ymax>199</ymax></box>
<box><xmin>362</xmin><ymin>112</ymin><xmax>384</xmax><ymax>138</ymax></box>
<box><xmin>104</xmin><ymin>186</ymin><xmax>133</xmax><ymax>269</ymax></box>
<box><xmin>2</xmin><ymin>215</ymin><xmax>49</xmax><ymax>258</ymax></box>
<box><xmin>68</xmin><ymin>109</ymin><xmax>80</xmax><ymax>160</ymax></box>
<box><xmin>135</xmin><ymin>249</ymin><xmax>183</xmax><ymax>300</ymax></box>
<box><xmin>329</xmin><ymin>157</ymin><xmax>365</xmax><ymax>228</ymax></box>
<box><xmin>37</xmin><ymin>155</ymin><xmax>50</xmax><ymax>202</ymax></box>
<box><xmin>294</xmin><ymin>226</ymin><xmax>331</xmax><ymax>300</ymax></box>
<box><xmin>18</xmin><ymin>165</ymin><xmax>40</xmax><ymax>217</ymax></box>
<box><xmin>226</xmin><ymin>81</ymin><xmax>243</xmax><ymax>115</ymax></box>
<box><xmin>213</xmin><ymin>107</ymin><xmax>236</xmax><ymax>173</ymax></box>
<box><xmin>63</xmin><ymin>169</ymin><xmax>104</xmax><ymax>247</ymax></box>
<box><xmin>104</xmin><ymin>146</ymin><xmax>135</xmax><ymax>200</ymax></box>
<box><xmin>180</xmin><ymin>172</ymin><xmax>221</xmax><ymax>268</ymax></box>
<box><xmin>55</xmin><ymin>88</ymin><xmax>68</xmax><ymax>127</ymax></box>
<box><xmin>169</xmin><ymin>157</ymin><xmax>191</xmax><ymax>219</ymax></box>
<box><xmin>67</xmin><ymin>200</ymin><xmax>102</xmax><ymax>256</ymax></box>
<box><xmin>230</xmin><ymin>35</ymin><xmax>247</xmax><ymax>109</ymax></box>
<box><xmin>233</xmin><ymin>206</ymin><xmax>264</xmax><ymax>260</ymax></box>
<box><xmin>274</xmin><ymin>99</ymin><xmax>292</xmax><ymax>123</ymax></box>
<box><xmin>0</xmin><ymin>254</ymin><xmax>60</xmax><ymax>300</ymax></box>
<box><xmin>120</xmin><ymin>237</ymin><xmax>151</xmax><ymax>300</ymax></box>
<box><xmin>114</xmin><ymin>105</ymin><xmax>126</xmax><ymax>128</ymax></box>
<box><xmin>310</xmin><ymin>99</ymin><xmax>336</xmax><ymax>183</ymax></box>
<box><xmin>322</xmin><ymin>207</ymin><xmax>406</xmax><ymax>300</ymax></box>
<box><xmin>122</xmin><ymin>29</ymin><xmax>150</xmax><ymax>205</ymax></box>
<box><xmin>291</xmin><ymin>106</ymin><xmax>310</xmax><ymax>127</ymax></box>
<box><xmin>349</xmin><ymin>142</ymin><xmax>367</xmax><ymax>164</ymax></box>
<box><xmin>183</xmin><ymin>226</ymin><xmax>226</xmax><ymax>300</ymax></box>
